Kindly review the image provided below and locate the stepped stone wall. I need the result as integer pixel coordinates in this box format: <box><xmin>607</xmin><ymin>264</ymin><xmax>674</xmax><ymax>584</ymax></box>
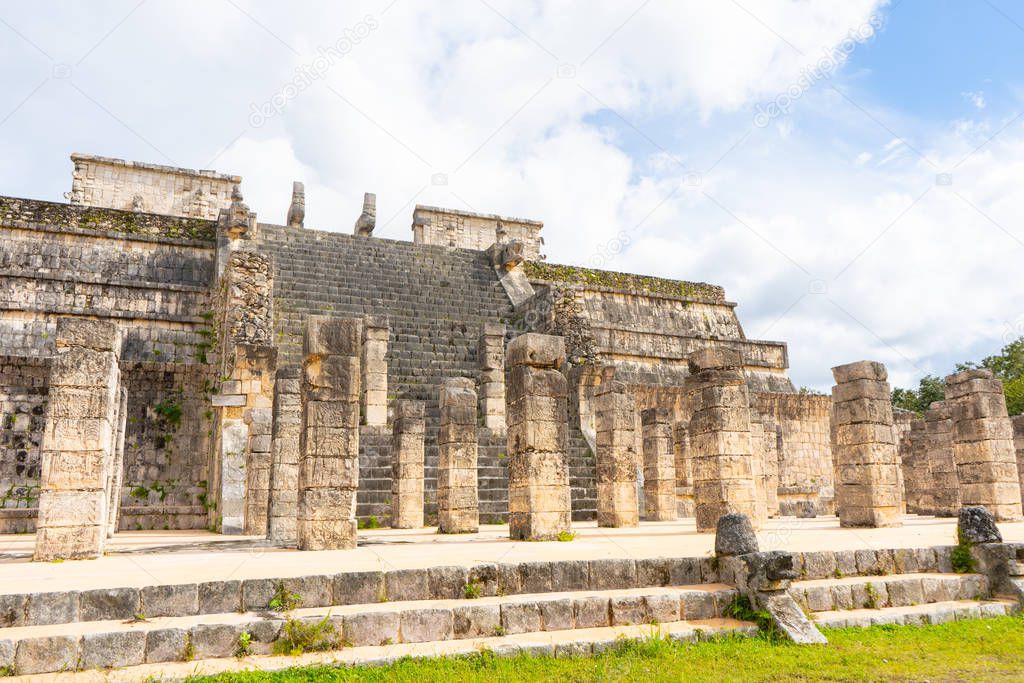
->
<box><xmin>412</xmin><ymin>204</ymin><xmax>543</xmax><ymax>260</ymax></box>
<box><xmin>70</xmin><ymin>153</ymin><xmax>240</xmax><ymax>220</ymax></box>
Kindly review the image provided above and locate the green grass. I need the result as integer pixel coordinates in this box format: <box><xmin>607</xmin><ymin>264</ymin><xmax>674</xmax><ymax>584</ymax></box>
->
<box><xmin>184</xmin><ymin>616</ymin><xmax>1024</xmax><ymax>682</ymax></box>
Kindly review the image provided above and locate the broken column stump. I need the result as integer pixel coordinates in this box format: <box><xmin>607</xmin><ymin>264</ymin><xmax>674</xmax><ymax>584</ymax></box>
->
<box><xmin>594</xmin><ymin>379</ymin><xmax>639</xmax><ymax>528</ymax></box>
<box><xmin>686</xmin><ymin>349</ymin><xmax>764</xmax><ymax>532</ymax></box>
<box><xmin>506</xmin><ymin>333</ymin><xmax>572</xmax><ymax>540</ymax></box>
<box><xmin>945</xmin><ymin>369</ymin><xmax>1023</xmax><ymax>522</ymax></box>
<box><xmin>35</xmin><ymin>318</ymin><xmax>122</xmax><ymax>561</ymax></box>
<box><xmin>437</xmin><ymin>378</ymin><xmax>479</xmax><ymax>533</ymax></box>
<box><xmin>297</xmin><ymin>316</ymin><xmax>362</xmax><ymax>550</ymax></box>
<box><xmin>830</xmin><ymin>361</ymin><xmax>903</xmax><ymax>528</ymax></box>
<box><xmin>640</xmin><ymin>407</ymin><xmax>677</xmax><ymax>521</ymax></box>
<box><xmin>391</xmin><ymin>400</ymin><xmax>425</xmax><ymax>529</ymax></box>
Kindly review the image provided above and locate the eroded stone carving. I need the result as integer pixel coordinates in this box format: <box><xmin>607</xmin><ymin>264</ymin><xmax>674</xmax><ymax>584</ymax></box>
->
<box><xmin>354</xmin><ymin>192</ymin><xmax>376</xmax><ymax>236</ymax></box>
<box><xmin>287</xmin><ymin>181</ymin><xmax>305</xmax><ymax>229</ymax></box>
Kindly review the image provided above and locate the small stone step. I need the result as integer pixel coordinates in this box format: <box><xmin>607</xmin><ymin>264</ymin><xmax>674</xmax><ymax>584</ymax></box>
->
<box><xmin>791</xmin><ymin>573</ymin><xmax>988</xmax><ymax>613</ymax></box>
<box><xmin>1</xmin><ymin>584</ymin><xmax>741</xmax><ymax>675</ymax></box>
<box><xmin>9</xmin><ymin>618</ymin><xmax>757</xmax><ymax>682</ymax></box>
<box><xmin>812</xmin><ymin>598</ymin><xmax>1019</xmax><ymax>629</ymax></box>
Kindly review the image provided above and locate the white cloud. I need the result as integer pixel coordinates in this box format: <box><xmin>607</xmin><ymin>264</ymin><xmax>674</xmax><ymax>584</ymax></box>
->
<box><xmin>962</xmin><ymin>90</ymin><xmax>987</xmax><ymax>110</ymax></box>
<box><xmin>4</xmin><ymin>0</ymin><xmax>1024</xmax><ymax>393</ymax></box>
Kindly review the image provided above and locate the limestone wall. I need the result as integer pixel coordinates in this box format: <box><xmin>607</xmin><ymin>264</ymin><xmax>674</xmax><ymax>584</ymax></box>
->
<box><xmin>412</xmin><ymin>205</ymin><xmax>543</xmax><ymax>260</ymax></box>
<box><xmin>0</xmin><ymin>196</ymin><xmax>219</xmax><ymax>532</ymax></box>
<box><xmin>752</xmin><ymin>392</ymin><xmax>833</xmax><ymax>514</ymax></box>
<box><xmin>70</xmin><ymin>154</ymin><xmax>240</xmax><ymax>220</ymax></box>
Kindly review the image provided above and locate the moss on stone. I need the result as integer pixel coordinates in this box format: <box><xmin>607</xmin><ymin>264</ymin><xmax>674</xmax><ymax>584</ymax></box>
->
<box><xmin>522</xmin><ymin>261</ymin><xmax>725</xmax><ymax>302</ymax></box>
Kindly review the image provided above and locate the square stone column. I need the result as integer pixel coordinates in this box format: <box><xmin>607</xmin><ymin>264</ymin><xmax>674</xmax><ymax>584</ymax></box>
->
<box><xmin>297</xmin><ymin>316</ymin><xmax>362</xmax><ymax>550</ymax></box>
<box><xmin>268</xmin><ymin>366</ymin><xmax>301</xmax><ymax>544</ymax></box>
<box><xmin>438</xmin><ymin>378</ymin><xmax>479</xmax><ymax>533</ymax></box>
<box><xmin>901</xmin><ymin>418</ymin><xmax>933</xmax><ymax>515</ymax></box>
<box><xmin>391</xmin><ymin>400</ymin><xmax>425</xmax><ymax>529</ymax></box>
<box><xmin>105</xmin><ymin>387</ymin><xmax>128</xmax><ymax>537</ymax></box>
<box><xmin>686</xmin><ymin>349</ymin><xmax>764</xmax><ymax>532</ymax></box>
<box><xmin>925</xmin><ymin>400</ymin><xmax>959</xmax><ymax>516</ymax></box>
<box><xmin>748</xmin><ymin>411</ymin><xmax>771</xmax><ymax>519</ymax></box>
<box><xmin>830</xmin><ymin>361</ymin><xmax>903</xmax><ymax>528</ymax></box>
<box><xmin>945</xmin><ymin>369</ymin><xmax>1023</xmax><ymax>521</ymax></box>
<box><xmin>1012</xmin><ymin>414</ymin><xmax>1024</xmax><ymax>509</ymax></box>
<box><xmin>641</xmin><ymin>408</ymin><xmax>677</xmax><ymax>521</ymax></box>
<box><xmin>479</xmin><ymin>323</ymin><xmax>506</xmax><ymax>430</ymax></box>
<box><xmin>594</xmin><ymin>380</ymin><xmax>639</xmax><ymax>528</ymax></box>
<box><xmin>506</xmin><ymin>333</ymin><xmax>571</xmax><ymax>540</ymax></box>
<box><xmin>361</xmin><ymin>315</ymin><xmax>389</xmax><ymax>426</ymax></box>
<box><xmin>673</xmin><ymin>421</ymin><xmax>695</xmax><ymax>517</ymax></box>
<box><xmin>35</xmin><ymin>318</ymin><xmax>122</xmax><ymax>561</ymax></box>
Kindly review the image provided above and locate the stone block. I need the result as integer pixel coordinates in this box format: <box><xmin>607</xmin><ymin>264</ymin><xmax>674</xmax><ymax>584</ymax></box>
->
<box><xmin>56</xmin><ymin>317</ymin><xmax>120</xmax><ymax>351</ymax></box>
<box><xmin>519</xmin><ymin>561</ymin><xmax>553</xmax><ymax>594</ymax></box>
<box><xmin>680</xmin><ymin>591</ymin><xmax>716</xmax><ymax>620</ymax></box>
<box><xmin>401</xmin><ymin>607</ymin><xmax>453</xmax><ymax>642</ymax></box>
<box><xmin>589</xmin><ymin>558</ymin><xmax>636</xmax><ymax>590</ymax></box>
<box><xmin>428</xmin><ymin>565</ymin><xmax>470</xmax><ymax>600</ymax></box>
<box><xmin>80</xmin><ymin>587</ymin><xmax>140</xmax><ymax>622</ymax></box>
<box><xmin>454</xmin><ymin>603</ymin><xmax>501</xmax><ymax>639</ymax></box>
<box><xmin>142</xmin><ymin>583</ymin><xmax>198</xmax><ymax>618</ymax></box>
<box><xmin>343</xmin><ymin>610</ymin><xmax>400</xmax><ymax>647</ymax></box>
<box><xmin>385</xmin><ymin>568</ymin><xmax>431</xmax><ymax>602</ymax></box>
<box><xmin>507</xmin><ymin>333</ymin><xmax>566</xmax><ymax>369</ymax></box>
<box><xmin>668</xmin><ymin>557</ymin><xmax>702</xmax><ymax>586</ymax></box>
<box><xmin>646</xmin><ymin>594</ymin><xmax>681</xmax><ymax>623</ymax></box>
<box><xmin>304</xmin><ymin>316</ymin><xmax>361</xmax><ymax>358</ymax></box>
<box><xmin>80</xmin><ymin>630</ymin><xmax>145</xmax><ymax>670</ymax></box>
<box><xmin>538</xmin><ymin>597</ymin><xmax>574</xmax><ymax>631</ymax></box>
<box><xmin>199</xmin><ymin>580</ymin><xmax>241</xmax><ymax>614</ymax></box>
<box><xmin>15</xmin><ymin>634</ymin><xmax>79</xmax><ymax>675</ymax></box>
<box><xmin>610</xmin><ymin>595</ymin><xmax>648</xmax><ymax>625</ymax></box>
<box><xmin>0</xmin><ymin>594</ymin><xmax>26</xmax><ymax>628</ymax></box>
<box><xmin>501</xmin><ymin>601</ymin><xmax>542</xmax><ymax>634</ymax></box>
<box><xmin>637</xmin><ymin>558</ymin><xmax>671</xmax><ymax>587</ymax></box>
<box><xmin>25</xmin><ymin>591</ymin><xmax>79</xmax><ymax>626</ymax></box>
<box><xmin>551</xmin><ymin>560</ymin><xmax>590</xmax><ymax>591</ymax></box>
<box><xmin>573</xmin><ymin>595</ymin><xmax>610</xmax><ymax>628</ymax></box>
<box><xmin>192</xmin><ymin>623</ymin><xmax>240</xmax><ymax>658</ymax></box>
<box><xmin>145</xmin><ymin>627</ymin><xmax>188</xmax><ymax>663</ymax></box>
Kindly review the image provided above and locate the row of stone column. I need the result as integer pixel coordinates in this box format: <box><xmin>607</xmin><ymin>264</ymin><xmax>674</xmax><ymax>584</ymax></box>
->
<box><xmin>831</xmin><ymin>361</ymin><xmax>1024</xmax><ymax>528</ymax></box>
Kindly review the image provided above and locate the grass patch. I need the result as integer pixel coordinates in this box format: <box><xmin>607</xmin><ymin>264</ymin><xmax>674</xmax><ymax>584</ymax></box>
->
<box><xmin>272</xmin><ymin>615</ymin><xmax>339</xmax><ymax>656</ymax></box>
<box><xmin>185</xmin><ymin>615</ymin><xmax>1024</xmax><ymax>682</ymax></box>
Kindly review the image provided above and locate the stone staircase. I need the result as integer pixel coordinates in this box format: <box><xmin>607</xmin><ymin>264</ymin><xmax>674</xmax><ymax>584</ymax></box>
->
<box><xmin>0</xmin><ymin>555</ymin><xmax>754</xmax><ymax>677</ymax></box>
<box><xmin>257</xmin><ymin>225</ymin><xmax>597</xmax><ymax>522</ymax></box>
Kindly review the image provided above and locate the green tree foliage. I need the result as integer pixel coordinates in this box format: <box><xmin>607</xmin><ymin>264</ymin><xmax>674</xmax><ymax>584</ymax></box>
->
<box><xmin>892</xmin><ymin>337</ymin><xmax>1024</xmax><ymax>416</ymax></box>
<box><xmin>890</xmin><ymin>375</ymin><xmax>946</xmax><ymax>414</ymax></box>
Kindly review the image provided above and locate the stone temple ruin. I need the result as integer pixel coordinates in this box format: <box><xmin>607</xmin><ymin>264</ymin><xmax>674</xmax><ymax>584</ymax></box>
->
<box><xmin>3</xmin><ymin>153</ymin><xmax>1024</xmax><ymax>676</ymax></box>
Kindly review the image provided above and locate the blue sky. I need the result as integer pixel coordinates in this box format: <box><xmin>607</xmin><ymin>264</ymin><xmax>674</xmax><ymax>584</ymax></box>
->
<box><xmin>1</xmin><ymin>1</ymin><xmax>1023</xmax><ymax>392</ymax></box>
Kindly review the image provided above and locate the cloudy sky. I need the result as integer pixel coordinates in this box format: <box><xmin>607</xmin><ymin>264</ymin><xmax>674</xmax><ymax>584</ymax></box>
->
<box><xmin>2</xmin><ymin>1</ymin><xmax>1023</xmax><ymax>392</ymax></box>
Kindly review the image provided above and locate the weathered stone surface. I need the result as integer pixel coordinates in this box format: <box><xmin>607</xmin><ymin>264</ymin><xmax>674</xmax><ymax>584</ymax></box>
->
<box><xmin>15</xmin><ymin>634</ymin><xmax>79</xmax><ymax>675</ymax></box>
<box><xmin>80</xmin><ymin>587</ymin><xmax>140</xmax><ymax>621</ymax></box>
<box><xmin>958</xmin><ymin>505</ymin><xmax>1002</xmax><ymax>544</ymax></box>
<box><xmin>757</xmin><ymin>591</ymin><xmax>827</xmax><ymax>644</ymax></box>
<box><xmin>298</xmin><ymin>316</ymin><xmax>361</xmax><ymax>550</ymax></box>
<box><xmin>507</xmin><ymin>335</ymin><xmax>572</xmax><ymax>540</ymax></box>
<box><xmin>594</xmin><ymin>380</ymin><xmax>639</xmax><ymax>528</ymax></box>
<box><xmin>80</xmin><ymin>630</ymin><xmax>145</xmax><ymax>670</ymax></box>
<box><xmin>453</xmin><ymin>604</ymin><xmax>501</xmax><ymax>639</ymax></box>
<box><xmin>192</xmin><ymin>623</ymin><xmax>240</xmax><ymax>658</ymax></box>
<box><xmin>401</xmin><ymin>607</ymin><xmax>454</xmax><ymax>642</ymax></box>
<box><xmin>687</xmin><ymin>355</ymin><xmax>764</xmax><ymax>531</ymax></box>
<box><xmin>268</xmin><ymin>366</ymin><xmax>301</xmax><ymax>544</ymax></box>
<box><xmin>141</xmin><ymin>583</ymin><xmax>198</xmax><ymax>618</ymax></box>
<box><xmin>385</xmin><ymin>568</ymin><xmax>431</xmax><ymax>602</ymax></box>
<box><xmin>145</xmin><ymin>627</ymin><xmax>188</xmax><ymax>663</ymax></box>
<box><xmin>199</xmin><ymin>580</ymin><xmax>241</xmax><ymax>614</ymax></box>
<box><xmin>331</xmin><ymin>570</ymin><xmax>383</xmax><ymax>605</ymax></box>
<box><xmin>438</xmin><ymin>379</ymin><xmax>479</xmax><ymax>534</ymax></box>
<box><xmin>392</xmin><ymin>399</ymin><xmax>425</xmax><ymax>529</ymax></box>
<box><xmin>588</xmin><ymin>558</ymin><xmax>636</xmax><ymax>590</ymax></box>
<box><xmin>25</xmin><ymin>591</ymin><xmax>79</xmax><ymax>626</ymax></box>
<box><xmin>641</xmin><ymin>408</ymin><xmax>677</xmax><ymax>521</ymax></box>
<box><xmin>343</xmin><ymin>611</ymin><xmax>399</xmax><ymax>646</ymax></box>
<box><xmin>573</xmin><ymin>595</ymin><xmax>611</xmax><ymax>628</ymax></box>
<box><xmin>501</xmin><ymin>601</ymin><xmax>542</xmax><ymax>634</ymax></box>
<box><xmin>945</xmin><ymin>370</ymin><xmax>1023</xmax><ymax>521</ymax></box>
<box><xmin>715</xmin><ymin>513</ymin><xmax>758</xmax><ymax>556</ymax></box>
<box><xmin>831</xmin><ymin>361</ymin><xmax>903</xmax><ymax>528</ymax></box>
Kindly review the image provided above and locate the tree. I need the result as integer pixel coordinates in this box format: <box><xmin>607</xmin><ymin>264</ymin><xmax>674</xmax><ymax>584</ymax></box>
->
<box><xmin>891</xmin><ymin>375</ymin><xmax>945</xmax><ymax>415</ymax></box>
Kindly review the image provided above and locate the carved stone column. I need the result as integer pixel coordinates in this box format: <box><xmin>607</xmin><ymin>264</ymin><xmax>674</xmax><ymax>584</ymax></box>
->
<box><xmin>391</xmin><ymin>400</ymin><xmax>425</xmax><ymax>529</ymax></box>
<box><xmin>507</xmin><ymin>333</ymin><xmax>571</xmax><ymax>540</ymax></box>
<box><xmin>297</xmin><ymin>316</ymin><xmax>361</xmax><ymax>550</ymax></box>
<box><xmin>830</xmin><ymin>361</ymin><xmax>902</xmax><ymax>528</ymax></box>
<box><xmin>925</xmin><ymin>400</ymin><xmax>959</xmax><ymax>516</ymax></box>
<box><xmin>595</xmin><ymin>380</ymin><xmax>639</xmax><ymax>528</ymax></box>
<box><xmin>641</xmin><ymin>408</ymin><xmax>676</xmax><ymax>521</ymax></box>
<box><xmin>361</xmin><ymin>315</ymin><xmax>389</xmax><ymax>426</ymax></box>
<box><xmin>268</xmin><ymin>366</ymin><xmax>301</xmax><ymax>544</ymax></box>
<box><xmin>479</xmin><ymin>323</ymin><xmax>506</xmax><ymax>430</ymax></box>
<box><xmin>34</xmin><ymin>318</ymin><xmax>122</xmax><ymax>561</ymax></box>
<box><xmin>437</xmin><ymin>378</ymin><xmax>479</xmax><ymax>534</ymax></box>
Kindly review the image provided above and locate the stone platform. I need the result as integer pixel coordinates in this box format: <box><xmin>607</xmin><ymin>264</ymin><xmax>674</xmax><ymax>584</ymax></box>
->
<box><xmin>3</xmin><ymin>515</ymin><xmax>1021</xmax><ymax>594</ymax></box>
